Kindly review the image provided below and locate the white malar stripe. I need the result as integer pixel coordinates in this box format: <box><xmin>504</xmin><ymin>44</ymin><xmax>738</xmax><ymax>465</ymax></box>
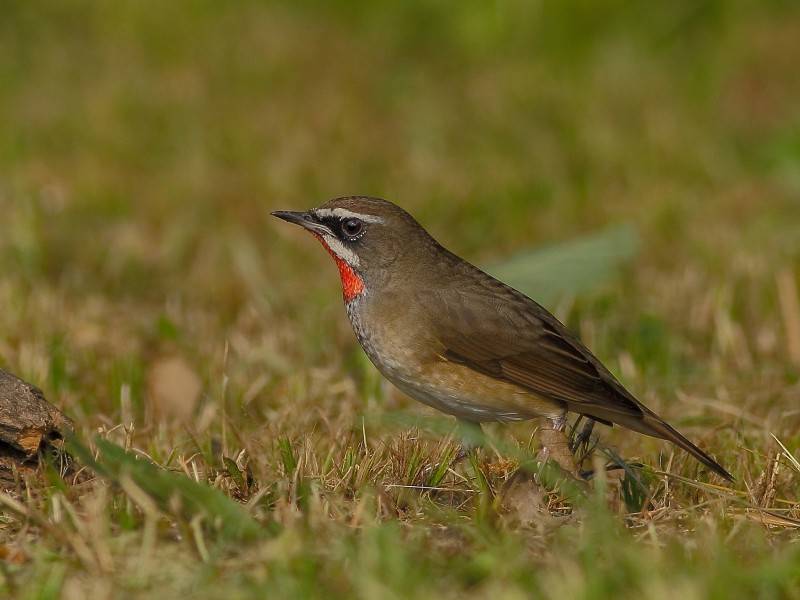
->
<box><xmin>322</xmin><ymin>234</ymin><xmax>360</xmax><ymax>267</ymax></box>
<box><xmin>313</xmin><ymin>208</ymin><xmax>383</xmax><ymax>224</ymax></box>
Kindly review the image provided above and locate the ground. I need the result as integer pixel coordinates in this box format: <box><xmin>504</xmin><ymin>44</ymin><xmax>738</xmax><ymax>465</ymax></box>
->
<box><xmin>0</xmin><ymin>1</ymin><xmax>799</xmax><ymax>598</ymax></box>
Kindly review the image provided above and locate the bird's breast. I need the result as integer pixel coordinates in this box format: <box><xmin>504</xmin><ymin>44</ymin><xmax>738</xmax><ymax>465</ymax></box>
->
<box><xmin>343</xmin><ymin>293</ymin><xmax>561</xmax><ymax>422</ymax></box>
<box><xmin>344</xmin><ymin>293</ymin><xmax>428</xmax><ymax>387</ymax></box>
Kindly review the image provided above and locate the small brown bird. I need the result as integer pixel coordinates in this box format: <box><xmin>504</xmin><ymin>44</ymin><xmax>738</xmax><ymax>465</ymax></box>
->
<box><xmin>273</xmin><ymin>196</ymin><xmax>732</xmax><ymax>481</ymax></box>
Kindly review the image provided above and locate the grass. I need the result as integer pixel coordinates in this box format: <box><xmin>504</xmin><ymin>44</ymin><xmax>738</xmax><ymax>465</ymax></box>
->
<box><xmin>1</xmin><ymin>0</ymin><xmax>800</xmax><ymax>597</ymax></box>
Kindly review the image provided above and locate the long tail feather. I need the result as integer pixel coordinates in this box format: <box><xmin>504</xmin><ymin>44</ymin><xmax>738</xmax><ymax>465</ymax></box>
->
<box><xmin>572</xmin><ymin>404</ymin><xmax>733</xmax><ymax>482</ymax></box>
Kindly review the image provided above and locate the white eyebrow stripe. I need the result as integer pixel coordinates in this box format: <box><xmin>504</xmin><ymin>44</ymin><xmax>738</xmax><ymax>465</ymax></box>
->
<box><xmin>314</xmin><ymin>208</ymin><xmax>383</xmax><ymax>223</ymax></box>
<box><xmin>321</xmin><ymin>234</ymin><xmax>360</xmax><ymax>267</ymax></box>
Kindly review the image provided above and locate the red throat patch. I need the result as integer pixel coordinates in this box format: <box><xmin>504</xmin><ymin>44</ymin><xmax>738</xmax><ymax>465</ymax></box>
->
<box><xmin>312</xmin><ymin>234</ymin><xmax>365</xmax><ymax>303</ymax></box>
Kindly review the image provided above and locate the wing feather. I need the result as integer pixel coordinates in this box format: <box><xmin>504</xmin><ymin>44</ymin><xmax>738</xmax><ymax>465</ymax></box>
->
<box><xmin>423</xmin><ymin>285</ymin><xmax>643</xmax><ymax>420</ymax></box>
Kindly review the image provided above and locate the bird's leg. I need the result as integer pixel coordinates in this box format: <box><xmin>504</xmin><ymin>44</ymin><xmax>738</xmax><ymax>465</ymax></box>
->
<box><xmin>569</xmin><ymin>417</ymin><xmax>597</xmax><ymax>454</ymax></box>
<box><xmin>537</xmin><ymin>414</ymin><xmax>580</xmax><ymax>478</ymax></box>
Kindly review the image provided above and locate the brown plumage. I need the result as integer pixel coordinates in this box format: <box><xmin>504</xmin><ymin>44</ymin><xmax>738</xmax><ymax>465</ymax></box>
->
<box><xmin>273</xmin><ymin>196</ymin><xmax>732</xmax><ymax>481</ymax></box>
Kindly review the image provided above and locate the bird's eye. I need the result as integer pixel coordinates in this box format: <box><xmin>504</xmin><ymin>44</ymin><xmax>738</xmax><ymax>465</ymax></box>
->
<box><xmin>341</xmin><ymin>218</ymin><xmax>364</xmax><ymax>239</ymax></box>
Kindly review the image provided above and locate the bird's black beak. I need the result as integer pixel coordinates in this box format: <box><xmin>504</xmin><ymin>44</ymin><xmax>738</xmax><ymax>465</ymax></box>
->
<box><xmin>271</xmin><ymin>210</ymin><xmax>333</xmax><ymax>236</ymax></box>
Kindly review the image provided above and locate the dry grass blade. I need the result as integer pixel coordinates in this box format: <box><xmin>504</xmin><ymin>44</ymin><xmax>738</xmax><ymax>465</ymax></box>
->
<box><xmin>739</xmin><ymin>509</ymin><xmax>800</xmax><ymax>529</ymax></box>
<box><xmin>770</xmin><ymin>433</ymin><xmax>800</xmax><ymax>475</ymax></box>
<box><xmin>651</xmin><ymin>471</ymin><xmax>742</xmax><ymax>498</ymax></box>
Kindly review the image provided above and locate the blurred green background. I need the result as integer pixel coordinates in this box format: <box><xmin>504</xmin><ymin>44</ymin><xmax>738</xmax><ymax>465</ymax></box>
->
<box><xmin>1</xmin><ymin>1</ymin><xmax>800</xmax><ymax>598</ymax></box>
<box><xmin>2</xmin><ymin>0</ymin><xmax>799</xmax><ymax>417</ymax></box>
<box><xmin>2</xmin><ymin>2</ymin><xmax>798</xmax><ymax>350</ymax></box>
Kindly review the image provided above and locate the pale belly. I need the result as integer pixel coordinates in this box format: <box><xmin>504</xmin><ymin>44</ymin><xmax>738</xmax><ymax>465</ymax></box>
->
<box><xmin>345</xmin><ymin>296</ymin><xmax>563</xmax><ymax>423</ymax></box>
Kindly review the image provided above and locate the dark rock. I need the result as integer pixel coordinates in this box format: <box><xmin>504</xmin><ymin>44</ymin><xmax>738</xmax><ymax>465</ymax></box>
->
<box><xmin>0</xmin><ymin>368</ymin><xmax>72</xmax><ymax>457</ymax></box>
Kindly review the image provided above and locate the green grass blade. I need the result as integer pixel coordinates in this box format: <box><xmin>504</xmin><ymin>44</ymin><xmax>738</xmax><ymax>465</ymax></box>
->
<box><xmin>486</xmin><ymin>224</ymin><xmax>639</xmax><ymax>306</ymax></box>
<box><xmin>278</xmin><ymin>437</ymin><xmax>297</xmax><ymax>475</ymax></box>
<box><xmin>67</xmin><ymin>435</ymin><xmax>263</xmax><ymax>543</ymax></box>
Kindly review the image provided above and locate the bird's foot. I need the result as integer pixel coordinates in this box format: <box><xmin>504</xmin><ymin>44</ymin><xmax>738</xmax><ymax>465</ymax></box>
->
<box><xmin>538</xmin><ymin>417</ymin><xmax>581</xmax><ymax>479</ymax></box>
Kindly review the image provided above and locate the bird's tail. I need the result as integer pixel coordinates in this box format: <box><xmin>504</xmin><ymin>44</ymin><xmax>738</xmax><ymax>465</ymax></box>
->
<box><xmin>573</xmin><ymin>402</ymin><xmax>734</xmax><ymax>481</ymax></box>
<box><xmin>618</xmin><ymin>409</ymin><xmax>733</xmax><ymax>482</ymax></box>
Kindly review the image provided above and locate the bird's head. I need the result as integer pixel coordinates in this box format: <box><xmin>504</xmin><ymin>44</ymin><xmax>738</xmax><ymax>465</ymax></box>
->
<box><xmin>272</xmin><ymin>196</ymin><xmax>437</xmax><ymax>302</ymax></box>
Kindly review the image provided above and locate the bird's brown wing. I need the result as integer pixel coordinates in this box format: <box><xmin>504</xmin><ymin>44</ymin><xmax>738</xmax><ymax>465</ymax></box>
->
<box><xmin>422</xmin><ymin>283</ymin><xmax>643</xmax><ymax>424</ymax></box>
<box><xmin>419</xmin><ymin>278</ymin><xmax>733</xmax><ymax>481</ymax></box>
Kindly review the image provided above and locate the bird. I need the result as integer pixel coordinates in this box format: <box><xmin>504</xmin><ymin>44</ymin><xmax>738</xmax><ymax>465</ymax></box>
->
<box><xmin>272</xmin><ymin>196</ymin><xmax>732</xmax><ymax>481</ymax></box>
